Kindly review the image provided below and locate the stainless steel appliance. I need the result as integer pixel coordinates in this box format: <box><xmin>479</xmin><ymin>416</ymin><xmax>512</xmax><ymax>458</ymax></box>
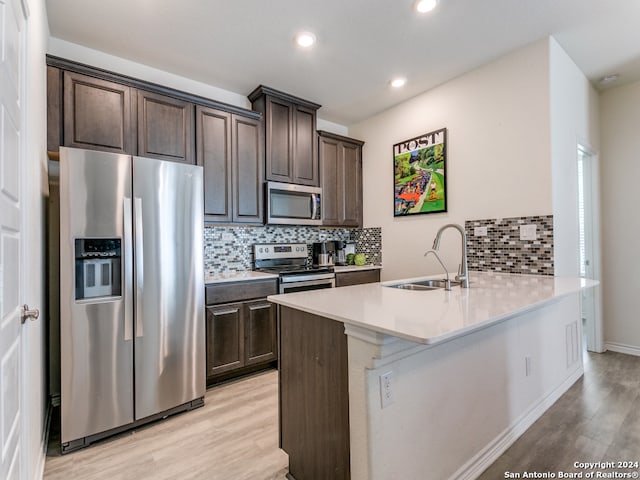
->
<box><xmin>254</xmin><ymin>243</ymin><xmax>335</xmax><ymax>293</ymax></box>
<box><xmin>56</xmin><ymin>147</ymin><xmax>205</xmax><ymax>453</ymax></box>
<box><xmin>266</xmin><ymin>181</ymin><xmax>322</xmax><ymax>225</ymax></box>
<box><xmin>345</xmin><ymin>241</ymin><xmax>356</xmax><ymax>257</ymax></box>
<box><xmin>312</xmin><ymin>241</ymin><xmax>336</xmax><ymax>267</ymax></box>
<box><xmin>334</xmin><ymin>241</ymin><xmax>347</xmax><ymax>266</ymax></box>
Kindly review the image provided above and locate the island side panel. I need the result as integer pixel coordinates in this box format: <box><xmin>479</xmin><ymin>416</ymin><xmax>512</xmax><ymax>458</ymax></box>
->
<box><xmin>279</xmin><ymin>306</ymin><xmax>351</xmax><ymax>480</ymax></box>
<box><xmin>345</xmin><ymin>294</ymin><xmax>584</xmax><ymax>480</ymax></box>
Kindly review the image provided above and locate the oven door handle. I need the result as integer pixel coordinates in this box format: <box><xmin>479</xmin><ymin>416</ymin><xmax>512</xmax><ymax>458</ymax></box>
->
<box><xmin>280</xmin><ymin>278</ymin><xmax>335</xmax><ymax>293</ymax></box>
<box><xmin>280</xmin><ymin>272</ymin><xmax>336</xmax><ymax>283</ymax></box>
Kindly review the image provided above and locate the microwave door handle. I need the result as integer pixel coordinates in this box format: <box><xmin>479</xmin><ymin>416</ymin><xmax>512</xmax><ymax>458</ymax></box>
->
<box><xmin>311</xmin><ymin>193</ymin><xmax>319</xmax><ymax>220</ymax></box>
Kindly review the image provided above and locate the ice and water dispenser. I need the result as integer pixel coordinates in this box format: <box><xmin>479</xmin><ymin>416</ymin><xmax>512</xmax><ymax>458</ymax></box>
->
<box><xmin>74</xmin><ymin>238</ymin><xmax>122</xmax><ymax>300</ymax></box>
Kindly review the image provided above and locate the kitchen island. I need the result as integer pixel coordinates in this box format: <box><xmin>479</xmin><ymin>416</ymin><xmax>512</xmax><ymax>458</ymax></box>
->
<box><xmin>269</xmin><ymin>271</ymin><xmax>597</xmax><ymax>480</ymax></box>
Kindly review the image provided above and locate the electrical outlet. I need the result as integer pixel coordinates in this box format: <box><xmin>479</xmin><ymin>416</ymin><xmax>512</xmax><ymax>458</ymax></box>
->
<box><xmin>474</xmin><ymin>226</ymin><xmax>488</xmax><ymax>237</ymax></box>
<box><xmin>379</xmin><ymin>371</ymin><xmax>394</xmax><ymax>408</ymax></box>
<box><xmin>519</xmin><ymin>224</ymin><xmax>537</xmax><ymax>241</ymax></box>
<box><xmin>221</xmin><ymin>232</ymin><xmax>234</xmax><ymax>241</ymax></box>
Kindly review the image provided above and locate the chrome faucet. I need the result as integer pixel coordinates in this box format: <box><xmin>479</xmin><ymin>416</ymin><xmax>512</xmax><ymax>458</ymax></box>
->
<box><xmin>432</xmin><ymin>223</ymin><xmax>470</xmax><ymax>288</ymax></box>
<box><xmin>424</xmin><ymin>249</ymin><xmax>451</xmax><ymax>290</ymax></box>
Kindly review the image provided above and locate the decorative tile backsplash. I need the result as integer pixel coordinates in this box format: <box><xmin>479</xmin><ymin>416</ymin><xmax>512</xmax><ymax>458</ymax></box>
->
<box><xmin>204</xmin><ymin>225</ymin><xmax>382</xmax><ymax>275</ymax></box>
<box><xmin>352</xmin><ymin>227</ymin><xmax>382</xmax><ymax>266</ymax></box>
<box><xmin>465</xmin><ymin>215</ymin><xmax>554</xmax><ymax>276</ymax></box>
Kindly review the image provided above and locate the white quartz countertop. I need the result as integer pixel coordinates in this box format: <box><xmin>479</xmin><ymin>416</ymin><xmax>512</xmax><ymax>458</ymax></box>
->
<box><xmin>334</xmin><ymin>264</ymin><xmax>382</xmax><ymax>273</ymax></box>
<box><xmin>268</xmin><ymin>271</ymin><xmax>598</xmax><ymax>345</ymax></box>
<box><xmin>205</xmin><ymin>270</ymin><xmax>278</xmax><ymax>284</ymax></box>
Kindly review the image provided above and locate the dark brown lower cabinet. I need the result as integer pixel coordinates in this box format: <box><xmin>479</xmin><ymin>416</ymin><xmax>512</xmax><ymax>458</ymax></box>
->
<box><xmin>335</xmin><ymin>268</ymin><xmax>381</xmax><ymax>287</ymax></box>
<box><xmin>205</xmin><ymin>280</ymin><xmax>278</xmax><ymax>384</ymax></box>
<box><xmin>206</xmin><ymin>303</ymin><xmax>244</xmax><ymax>377</ymax></box>
<box><xmin>279</xmin><ymin>306</ymin><xmax>350</xmax><ymax>480</ymax></box>
<box><xmin>245</xmin><ymin>300</ymin><xmax>277</xmax><ymax>366</ymax></box>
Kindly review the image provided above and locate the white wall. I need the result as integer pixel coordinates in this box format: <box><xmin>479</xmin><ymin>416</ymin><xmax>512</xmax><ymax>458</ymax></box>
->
<box><xmin>600</xmin><ymin>79</ymin><xmax>640</xmax><ymax>354</ymax></box>
<box><xmin>549</xmin><ymin>38</ymin><xmax>600</xmax><ymax>277</ymax></box>
<box><xmin>349</xmin><ymin>39</ymin><xmax>552</xmax><ymax>281</ymax></box>
<box><xmin>24</xmin><ymin>0</ymin><xmax>50</xmax><ymax>477</ymax></box>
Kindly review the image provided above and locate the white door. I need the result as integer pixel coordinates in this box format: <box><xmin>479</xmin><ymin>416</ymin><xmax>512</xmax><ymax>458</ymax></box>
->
<box><xmin>0</xmin><ymin>0</ymin><xmax>27</xmax><ymax>478</ymax></box>
<box><xmin>577</xmin><ymin>145</ymin><xmax>602</xmax><ymax>352</ymax></box>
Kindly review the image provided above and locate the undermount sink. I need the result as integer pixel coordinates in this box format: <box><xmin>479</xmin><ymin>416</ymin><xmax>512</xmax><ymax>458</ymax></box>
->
<box><xmin>386</xmin><ymin>278</ymin><xmax>461</xmax><ymax>290</ymax></box>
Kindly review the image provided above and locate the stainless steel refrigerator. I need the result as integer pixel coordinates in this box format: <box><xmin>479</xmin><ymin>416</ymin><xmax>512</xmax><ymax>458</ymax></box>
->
<box><xmin>57</xmin><ymin>147</ymin><xmax>205</xmax><ymax>453</ymax></box>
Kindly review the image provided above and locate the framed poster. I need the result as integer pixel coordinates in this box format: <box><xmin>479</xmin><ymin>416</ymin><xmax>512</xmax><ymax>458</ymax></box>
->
<box><xmin>393</xmin><ymin>127</ymin><xmax>447</xmax><ymax>216</ymax></box>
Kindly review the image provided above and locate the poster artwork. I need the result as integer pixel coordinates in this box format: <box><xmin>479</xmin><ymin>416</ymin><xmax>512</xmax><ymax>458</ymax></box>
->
<box><xmin>393</xmin><ymin>127</ymin><xmax>447</xmax><ymax>216</ymax></box>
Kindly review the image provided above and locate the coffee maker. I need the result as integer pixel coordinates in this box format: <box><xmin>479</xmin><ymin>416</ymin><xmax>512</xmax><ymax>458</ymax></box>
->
<box><xmin>312</xmin><ymin>241</ymin><xmax>336</xmax><ymax>267</ymax></box>
<box><xmin>334</xmin><ymin>241</ymin><xmax>347</xmax><ymax>266</ymax></box>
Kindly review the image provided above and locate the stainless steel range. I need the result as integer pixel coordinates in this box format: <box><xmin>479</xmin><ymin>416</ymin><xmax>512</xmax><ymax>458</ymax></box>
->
<box><xmin>254</xmin><ymin>243</ymin><xmax>335</xmax><ymax>293</ymax></box>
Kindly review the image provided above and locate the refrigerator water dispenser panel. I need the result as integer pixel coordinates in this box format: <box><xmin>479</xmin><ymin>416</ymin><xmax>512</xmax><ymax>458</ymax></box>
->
<box><xmin>74</xmin><ymin>238</ymin><xmax>122</xmax><ymax>300</ymax></box>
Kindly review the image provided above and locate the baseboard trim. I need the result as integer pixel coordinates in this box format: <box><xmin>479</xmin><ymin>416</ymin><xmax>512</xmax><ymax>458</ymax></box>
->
<box><xmin>450</xmin><ymin>366</ymin><xmax>584</xmax><ymax>480</ymax></box>
<box><xmin>34</xmin><ymin>402</ymin><xmax>52</xmax><ymax>480</ymax></box>
<box><xmin>604</xmin><ymin>342</ymin><xmax>640</xmax><ymax>357</ymax></box>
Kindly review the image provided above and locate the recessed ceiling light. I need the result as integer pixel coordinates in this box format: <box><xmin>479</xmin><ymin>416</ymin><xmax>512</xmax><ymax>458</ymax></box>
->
<box><xmin>415</xmin><ymin>0</ymin><xmax>438</xmax><ymax>14</ymax></box>
<box><xmin>294</xmin><ymin>32</ymin><xmax>316</xmax><ymax>48</ymax></box>
<box><xmin>390</xmin><ymin>77</ymin><xmax>407</xmax><ymax>88</ymax></box>
<box><xmin>599</xmin><ymin>73</ymin><xmax>620</xmax><ymax>85</ymax></box>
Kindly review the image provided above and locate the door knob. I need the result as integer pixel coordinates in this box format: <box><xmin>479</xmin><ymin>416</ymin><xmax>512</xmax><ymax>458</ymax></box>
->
<box><xmin>21</xmin><ymin>304</ymin><xmax>40</xmax><ymax>324</ymax></box>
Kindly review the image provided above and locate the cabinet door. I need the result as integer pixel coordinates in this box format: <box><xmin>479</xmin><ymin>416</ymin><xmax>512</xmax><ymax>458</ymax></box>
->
<box><xmin>233</xmin><ymin>114</ymin><xmax>264</xmax><ymax>223</ymax></box>
<box><xmin>47</xmin><ymin>66</ymin><xmax>62</xmax><ymax>153</ymax></box>
<box><xmin>206</xmin><ymin>303</ymin><xmax>244</xmax><ymax>377</ymax></box>
<box><xmin>197</xmin><ymin>106</ymin><xmax>232</xmax><ymax>222</ymax></box>
<box><xmin>293</xmin><ymin>105</ymin><xmax>319</xmax><ymax>186</ymax></box>
<box><xmin>138</xmin><ymin>90</ymin><xmax>194</xmax><ymax>164</ymax></box>
<box><xmin>340</xmin><ymin>142</ymin><xmax>363</xmax><ymax>227</ymax></box>
<box><xmin>265</xmin><ymin>96</ymin><xmax>293</xmax><ymax>182</ymax></box>
<box><xmin>319</xmin><ymin>135</ymin><xmax>340</xmax><ymax>226</ymax></box>
<box><xmin>63</xmin><ymin>71</ymin><xmax>135</xmax><ymax>154</ymax></box>
<box><xmin>244</xmin><ymin>300</ymin><xmax>277</xmax><ymax>366</ymax></box>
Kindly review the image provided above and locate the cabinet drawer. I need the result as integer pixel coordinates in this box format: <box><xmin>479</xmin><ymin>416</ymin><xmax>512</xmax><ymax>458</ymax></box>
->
<box><xmin>335</xmin><ymin>269</ymin><xmax>380</xmax><ymax>287</ymax></box>
<box><xmin>206</xmin><ymin>279</ymin><xmax>278</xmax><ymax>305</ymax></box>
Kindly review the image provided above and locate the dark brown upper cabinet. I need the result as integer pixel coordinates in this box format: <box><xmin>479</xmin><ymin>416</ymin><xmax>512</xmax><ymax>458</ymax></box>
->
<box><xmin>62</xmin><ymin>70</ymin><xmax>135</xmax><ymax>154</ymax></box>
<box><xmin>249</xmin><ymin>85</ymin><xmax>320</xmax><ymax>186</ymax></box>
<box><xmin>137</xmin><ymin>90</ymin><xmax>195</xmax><ymax>164</ymax></box>
<box><xmin>197</xmin><ymin>107</ymin><xmax>232</xmax><ymax>222</ymax></box>
<box><xmin>197</xmin><ymin>106</ymin><xmax>263</xmax><ymax>224</ymax></box>
<box><xmin>232</xmin><ymin>114</ymin><xmax>264</xmax><ymax>223</ymax></box>
<box><xmin>318</xmin><ymin>130</ymin><xmax>365</xmax><ymax>227</ymax></box>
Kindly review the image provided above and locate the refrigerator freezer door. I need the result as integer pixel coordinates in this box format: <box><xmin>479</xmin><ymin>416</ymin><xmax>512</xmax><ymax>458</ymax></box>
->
<box><xmin>59</xmin><ymin>147</ymin><xmax>134</xmax><ymax>443</ymax></box>
<box><xmin>132</xmin><ymin>156</ymin><xmax>205</xmax><ymax>420</ymax></box>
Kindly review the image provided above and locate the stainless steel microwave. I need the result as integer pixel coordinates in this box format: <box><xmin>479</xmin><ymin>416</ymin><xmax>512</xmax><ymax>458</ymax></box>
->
<box><xmin>266</xmin><ymin>181</ymin><xmax>322</xmax><ymax>225</ymax></box>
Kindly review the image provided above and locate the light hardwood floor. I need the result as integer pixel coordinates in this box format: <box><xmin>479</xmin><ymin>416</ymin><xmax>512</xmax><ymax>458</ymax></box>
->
<box><xmin>479</xmin><ymin>351</ymin><xmax>640</xmax><ymax>479</ymax></box>
<box><xmin>44</xmin><ymin>370</ymin><xmax>288</xmax><ymax>480</ymax></box>
<box><xmin>44</xmin><ymin>352</ymin><xmax>640</xmax><ymax>480</ymax></box>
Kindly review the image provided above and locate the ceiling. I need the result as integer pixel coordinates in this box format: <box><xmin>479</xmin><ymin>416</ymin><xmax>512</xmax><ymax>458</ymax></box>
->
<box><xmin>45</xmin><ymin>0</ymin><xmax>640</xmax><ymax>126</ymax></box>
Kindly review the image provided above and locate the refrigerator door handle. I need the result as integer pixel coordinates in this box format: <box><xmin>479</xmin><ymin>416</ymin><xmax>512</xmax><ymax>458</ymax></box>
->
<box><xmin>134</xmin><ymin>197</ymin><xmax>144</xmax><ymax>338</ymax></box>
<box><xmin>123</xmin><ymin>197</ymin><xmax>133</xmax><ymax>341</ymax></box>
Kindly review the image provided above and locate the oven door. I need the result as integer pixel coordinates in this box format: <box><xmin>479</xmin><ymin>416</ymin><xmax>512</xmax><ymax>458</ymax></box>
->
<box><xmin>279</xmin><ymin>277</ymin><xmax>335</xmax><ymax>294</ymax></box>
